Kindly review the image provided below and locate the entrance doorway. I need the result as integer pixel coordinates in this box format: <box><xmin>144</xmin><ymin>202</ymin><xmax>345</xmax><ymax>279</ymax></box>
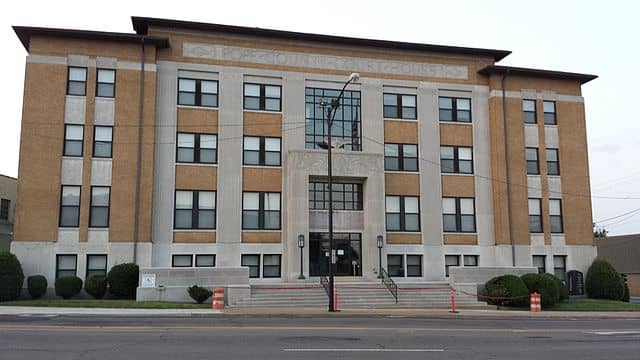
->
<box><xmin>309</xmin><ymin>232</ymin><xmax>362</xmax><ymax>276</ymax></box>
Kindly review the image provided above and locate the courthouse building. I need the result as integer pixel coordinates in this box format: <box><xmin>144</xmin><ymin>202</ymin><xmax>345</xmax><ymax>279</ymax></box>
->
<box><xmin>11</xmin><ymin>17</ymin><xmax>596</xmax><ymax>290</ymax></box>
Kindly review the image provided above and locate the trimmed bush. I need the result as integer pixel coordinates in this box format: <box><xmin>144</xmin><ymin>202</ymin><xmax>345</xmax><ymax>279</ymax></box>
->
<box><xmin>55</xmin><ymin>276</ymin><xmax>83</xmax><ymax>299</ymax></box>
<box><xmin>27</xmin><ymin>275</ymin><xmax>48</xmax><ymax>299</ymax></box>
<box><xmin>552</xmin><ymin>275</ymin><xmax>569</xmax><ymax>301</ymax></box>
<box><xmin>107</xmin><ymin>263</ymin><xmax>139</xmax><ymax>299</ymax></box>
<box><xmin>0</xmin><ymin>252</ymin><xmax>25</xmax><ymax>302</ymax></box>
<box><xmin>585</xmin><ymin>259</ymin><xmax>624</xmax><ymax>300</ymax></box>
<box><xmin>85</xmin><ymin>275</ymin><xmax>107</xmax><ymax>299</ymax></box>
<box><xmin>521</xmin><ymin>273</ymin><xmax>560</xmax><ymax>308</ymax></box>
<box><xmin>484</xmin><ymin>274</ymin><xmax>529</xmax><ymax>307</ymax></box>
<box><xmin>188</xmin><ymin>285</ymin><xmax>213</xmax><ymax>304</ymax></box>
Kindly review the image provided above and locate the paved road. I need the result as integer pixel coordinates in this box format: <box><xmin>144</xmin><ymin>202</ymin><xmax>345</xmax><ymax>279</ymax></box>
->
<box><xmin>0</xmin><ymin>314</ymin><xmax>639</xmax><ymax>359</ymax></box>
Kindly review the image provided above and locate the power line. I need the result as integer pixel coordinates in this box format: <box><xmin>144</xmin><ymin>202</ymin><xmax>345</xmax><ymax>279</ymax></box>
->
<box><xmin>594</xmin><ymin>207</ymin><xmax>640</xmax><ymax>224</ymax></box>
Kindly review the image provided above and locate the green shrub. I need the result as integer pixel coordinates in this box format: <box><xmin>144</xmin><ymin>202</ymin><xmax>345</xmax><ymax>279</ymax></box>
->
<box><xmin>55</xmin><ymin>276</ymin><xmax>83</xmax><ymax>299</ymax></box>
<box><xmin>585</xmin><ymin>259</ymin><xmax>624</xmax><ymax>300</ymax></box>
<box><xmin>0</xmin><ymin>252</ymin><xmax>25</xmax><ymax>302</ymax></box>
<box><xmin>552</xmin><ymin>274</ymin><xmax>569</xmax><ymax>300</ymax></box>
<box><xmin>521</xmin><ymin>273</ymin><xmax>560</xmax><ymax>308</ymax></box>
<box><xmin>107</xmin><ymin>263</ymin><xmax>139</xmax><ymax>299</ymax></box>
<box><xmin>187</xmin><ymin>285</ymin><xmax>213</xmax><ymax>304</ymax></box>
<box><xmin>27</xmin><ymin>275</ymin><xmax>48</xmax><ymax>299</ymax></box>
<box><xmin>85</xmin><ymin>275</ymin><xmax>107</xmax><ymax>299</ymax></box>
<box><xmin>484</xmin><ymin>274</ymin><xmax>529</xmax><ymax>307</ymax></box>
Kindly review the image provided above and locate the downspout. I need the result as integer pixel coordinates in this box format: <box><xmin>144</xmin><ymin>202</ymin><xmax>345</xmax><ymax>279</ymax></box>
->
<box><xmin>133</xmin><ymin>36</ymin><xmax>146</xmax><ymax>264</ymax></box>
<box><xmin>501</xmin><ymin>70</ymin><xmax>516</xmax><ymax>267</ymax></box>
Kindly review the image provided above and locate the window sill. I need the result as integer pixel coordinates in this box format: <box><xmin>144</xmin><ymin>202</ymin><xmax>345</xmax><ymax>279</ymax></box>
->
<box><xmin>95</xmin><ymin>96</ymin><xmax>115</xmax><ymax>101</ymax></box>
<box><xmin>65</xmin><ymin>94</ymin><xmax>86</xmax><ymax>99</ymax></box>
<box><xmin>242</xmin><ymin>164</ymin><xmax>282</xmax><ymax>169</ymax></box>
<box><xmin>241</xmin><ymin>229</ymin><xmax>281</xmax><ymax>232</ymax></box>
<box><xmin>439</xmin><ymin>121</ymin><xmax>473</xmax><ymax>126</ymax></box>
<box><xmin>383</xmin><ymin>118</ymin><xmax>418</xmax><ymax>122</ymax></box>
<box><xmin>176</xmin><ymin>163</ymin><xmax>218</xmax><ymax>167</ymax></box>
<box><xmin>177</xmin><ymin>105</ymin><xmax>219</xmax><ymax>111</ymax></box>
<box><xmin>441</xmin><ymin>172</ymin><xmax>475</xmax><ymax>177</ymax></box>
<box><xmin>88</xmin><ymin>227</ymin><xmax>109</xmax><ymax>230</ymax></box>
<box><xmin>443</xmin><ymin>232</ymin><xmax>477</xmax><ymax>235</ymax></box>
<box><xmin>173</xmin><ymin>229</ymin><xmax>216</xmax><ymax>232</ymax></box>
<box><xmin>243</xmin><ymin>109</ymin><xmax>283</xmax><ymax>115</ymax></box>
<box><xmin>385</xmin><ymin>231</ymin><xmax>422</xmax><ymax>234</ymax></box>
<box><xmin>384</xmin><ymin>170</ymin><xmax>420</xmax><ymax>174</ymax></box>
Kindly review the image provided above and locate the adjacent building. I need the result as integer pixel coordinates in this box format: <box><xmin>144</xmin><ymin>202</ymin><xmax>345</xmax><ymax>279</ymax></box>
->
<box><xmin>0</xmin><ymin>174</ymin><xmax>17</xmax><ymax>251</ymax></box>
<box><xmin>596</xmin><ymin>234</ymin><xmax>640</xmax><ymax>300</ymax></box>
<box><xmin>11</xmin><ymin>17</ymin><xmax>597</xmax><ymax>291</ymax></box>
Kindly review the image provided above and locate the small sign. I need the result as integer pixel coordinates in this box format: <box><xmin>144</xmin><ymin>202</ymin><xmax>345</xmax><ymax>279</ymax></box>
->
<box><xmin>140</xmin><ymin>274</ymin><xmax>156</xmax><ymax>288</ymax></box>
<box><xmin>337</xmin><ymin>249</ymin><xmax>345</xmax><ymax>256</ymax></box>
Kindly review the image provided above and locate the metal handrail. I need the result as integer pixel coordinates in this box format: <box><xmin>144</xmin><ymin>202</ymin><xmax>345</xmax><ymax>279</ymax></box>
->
<box><xmin>320</xmin><ymin>276</ymin><xmax>330</xmax><ymax>298</ymax></box>
<box><xmin>380</xmin><ymin>268</ymin><xmax>398</xmax><ymax>303</ymax></box>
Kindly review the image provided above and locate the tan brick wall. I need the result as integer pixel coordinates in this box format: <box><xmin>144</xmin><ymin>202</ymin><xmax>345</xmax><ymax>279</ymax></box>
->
<box><xmin>243</xmin><ymin>168</ymin><xmax>282</xmax><ymax>192</ymax></box>
<box><xmin>242</xmin><ymin>231</ymin><xmax>281</xmax><ymax>243</ymax></box>
<box><xmin>79</xmin><ymin>69</ymin><xmax>96</xmax><ymax>243</ymax></box>
<box><xmin>386</xmin><ymin>233</ymin><xmax>422</xmax><ymax>244</ymax></box>
<box><xmin>440</xmin><ymin>123</ymin><xmax>473</xmax><ymax>146</ymax></box>
<box><xmin>441</xmin><ymin>175</ymin><xmax>475</xmax><ymax>197</ymax></box>
<box><xmin>175</xmin><ymin>165</ymin><xmax>217</xmax><ymax>191</ymax></box>
<box><xmin>626</xmin><ymin>274</ymin><xmax>640</xmax><ymax>297</ymax></box>
<box><xmin>443</xmin><ymin>234</ymin><xmax>478</xmax><ymax>245</ymax></box>
<box><xmin>383</xmin><ymin>120</ymin><xmax>419</xmax><ymax>143</ymax></box>
<box><xmin>29</xmin><ymin>36</ymin><xmax>157</xmax><ymax>62</ymax></box>
<box><xmin>177</xmin><ymin>107</ymin><xmax>218</xmax><ymax>133</ymax></box>
<box><xmin>488</xmin><ymin>74</ymin><xmax>582</xmax><ymax>96</ymax></box>
<box><xmin>173</xmin><ymin>231</ymin><xmax>216</xmax><ymax>243</ymax></box>
<box><xmin>384</xmin><ymin>173</ymin><xmax>420</xmax><ymax>196</ymax></box>
<box><xmin>243</xmin><ymin>111</ymin><xmax>282</xmax><ymax>137</ymax></box>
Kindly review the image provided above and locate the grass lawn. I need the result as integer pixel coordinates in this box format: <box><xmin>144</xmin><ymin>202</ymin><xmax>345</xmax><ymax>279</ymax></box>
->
<box><xmin>550</xmin><ymin>298</ymin><xmax>640</xmax><ymax>312</ymax></box>
<box><xmin>0</xmin><ymin>299</ymin><xmax>210</xmax><ymax>309</ymax></box>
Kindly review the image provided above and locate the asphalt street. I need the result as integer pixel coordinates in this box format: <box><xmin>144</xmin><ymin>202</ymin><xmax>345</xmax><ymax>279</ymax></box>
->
<box><xmin>0</xmin><ymin>314</ymin><xmax>639</xmax><ymax>359</ymax></box>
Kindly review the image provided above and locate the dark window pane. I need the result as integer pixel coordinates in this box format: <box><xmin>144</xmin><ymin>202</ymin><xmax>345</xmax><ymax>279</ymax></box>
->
<box><xmin>441</xmin><ymin>159</ymin><xmax>455</xmax><ymax>173</ymax></box>
<box><xmin>457</xmin><ymin>110</ymin><xmax>471</xmax><ymax>122</ymax></box>
<box><xmin>544</xmin><ymin>113</ymin><xmax>556</xmax><ymax>125</ymax></box>
<box><xmin>243</xmin><ymin>210</ymin><xmax>259</xmax><ymax>229</ymax></box>
<box><xmin>200</xmin><ymin>149</ymin><xmax>216</xmax><ymax>163</ymax></box>
<box><xmin>244</xmin><ymin>97</ymin><xmax>260</xmax><ymax>110</ymax></box>
<box><xmin>461</xmin><ymin>215</ymin><xmax>475</xmax><ymax>232</ymax></box>
<box><xmin>383</xmin><ymin>106</ymin><xmax>398</xmax><ymax>118</ymax></box>
<box><xmin>547</xmin><ymin>162</ymin><xmax>560</xmax><ymax>176</ymax></box>
<box><xmin>178</xmin><ymin>92</ymin><xmax>195</xmax><ymax>105</ymax></box>
<box><xmin>402</xmin><ymin>107</ymin><xmax>416</xmax><ymax>119</ymax></box>
<box><xmin>384</xmin><ymin>157</ymin><xmax>399</xmax><ymax>171</ymax></box>
<box><xmin>404</xmin><ymin>158</ymin><xmax>418</xmax><ymax>171</ymax></box>
<box><xmin>64</xmin><ymin>141</ymin><xmax>83</xmax><ymax>156</ymax></box>
<box><xmin>386</xmin><ymin>214</ymin><xmax>401</xmax><ymax>231</ymax></box>
<box><xmin>243</xmin><ymin>151</ymin><xmax>260</xmax><ymax>165</ymax></box>
<box><xmin>265</xmin><ymin>152</ymin><xmax>280</xmax><ymax>166</ymax></box>
<box><xmin>68</xmin><ymin>81</ymin><xmax>85</xmax><ymax>96</ymax></box>
<box><xmin>94</xmin><ymin>143</ymin><xmax>111</xmax><ymax>158</ymax></box>
<box><xmin>524</xmin><ymin>112</ymin><xmax>536</xmax><ymax>124</ymax></box>
<box><xmin>265</xmin><ymin>99</ymin><xmax>280</xmax><ymax>111</ymax></box>
<box><xmin>404</xmin><ymin>214</ymin><xmax>420</xmax><ymax>231</ymax></box>
<box><xmin>89</xmin><ymin>207</ymin><xmax>108</xmax><ymax>227</ymax></box>
<box><xmin>175</xmin><ymin>209</ymin><xmax>192</xmax><ymax>229</ymax></box>
<box><xmin>97</xmin><ymin>83</ymin><xmax>115</xmax><ymax>98</ymax></box>
<box><xmin>527</xmin><ymin>161</ymin><xmax>540</xmax><ymax>175</ymax></box>
<box><xmin>529</xmin><ymin>215</ymin><xmax>543</xmax><ymax>233</ymax></box>
<box><xmin>551</xmin><ymin>216</ymin><xmax>563</xmax><ymax>233</ymax></box>
<box><xmin>201</xmin><ymin>94</ymin><xmax>218</xmax><ymax>107</ymax></box>
<box><xmin>198</xmin><ymin>210</ymin><xmax>215</xmax><ymax>229</ymax></box>
<box><xmin>60</xmin><ymin>207</ymin><xmax>79</xmax><ymax>227</ymax></box>
<box><xmin>439</xmin><ymin>109</ymin><xmax>452</xmax><ymax>121</ymax></box>
<box><xmin>459</xmin><ymin>160</ymin><xmax>473</xmax><ymax>174</ymax></box>
<box><xmin>443</xmin><ymin>214</ymin><xmax>457</xmax><ymax>232</ymax></box>
<box><xmin>264</xmin><ymin>211</ymin><xmax>280</xmax><ymax>229</ymax></box>
<box><xmin>177</xmin><ymin>148</ymin><xmax>194</xmax><ymax>162</ymax></box>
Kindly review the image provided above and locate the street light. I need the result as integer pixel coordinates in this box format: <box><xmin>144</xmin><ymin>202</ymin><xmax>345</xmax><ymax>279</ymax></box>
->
<box><xmin>321</xmin><ymin>72</ymin><xmax>360</xmax><ymax>312</ymax></box>
<box><xmin>377</xmin><ymin>235</ymin><xmax>384</xmax><ymax>279</ymax></box>
<box><xmin>297</xmin><ymin>234</ymin><xmax>305</xmax><ymax>280</ymax></box>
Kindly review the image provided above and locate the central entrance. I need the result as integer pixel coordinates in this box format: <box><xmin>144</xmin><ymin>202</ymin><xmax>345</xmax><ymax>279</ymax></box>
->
<box><xmin>309</xmin><ymin>232</ymin><xmax>362</xmax><ymax>276</ymax></box>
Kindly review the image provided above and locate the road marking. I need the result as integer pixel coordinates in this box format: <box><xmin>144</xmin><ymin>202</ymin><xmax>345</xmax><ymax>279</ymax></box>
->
<box><xmin>283</xmin><ymin>348</ymin><xmax>444</xmax><ymax>352</ymax></box>
<box><xmin>587</xmin><ymin>331</ymin><xmax>640</xmax><ymax>335</ymax></box>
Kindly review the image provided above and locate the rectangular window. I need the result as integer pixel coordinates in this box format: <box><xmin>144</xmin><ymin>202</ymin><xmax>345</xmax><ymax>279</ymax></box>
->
<box><xmin>176</xmin><ymin>133</ymin><xmax>217</xmax><ymax>164</ymax></box>
<box><xmin>387</xmin><ymin>255</ymin><xmax>404</xmax><ymax>277</ymax></box>
<box><xmin>526</xmin><ymin>147</ymin><xmax>540</xmax><ymax>175</ymax></box>
<box><xmin>445</xmin><ymin>255</ymin><xmax>460</xmax><ymax>277</ymax></box>
<box><xmin>195</xmin><ymin>254</ymin><xmax>216</xmax><ymax>267</ymax></box>
<box><xmin>0</xmin><ymin>199</ymin><xmax>9</xmax><ymax>220</ymax></box>
<box><xmin>439</xmin><ymin>97</ymin><xmax>471</xmax><ymax>123</ymax></box>
<box><xmin>546</xmin><ymin>148</ymin><xmax>560</xmax><ymax>175</ymax></box>
<box><xmin>89</xmin><ymin>186</ymin><xmax>110</xmax><ymax>228</ymax></box>
<box><xmin>543</xmin><ymin>101</ymin><xmax>556</xmax><ymax>125</ymax></box>
<box><xmin>56</xmin><ymin>254</ymin><xmax>77</xmax><ymax>278</ymax></box>
<box><xmin>86</xmin><ymin>254</ymin><xmax>107</xmax><ymax>278</ymax></box>
<box><xmin>442</xmin><ymin>197</ymin><xmax>476</xmax><ymax>233</ymax></box>
<box><xmin>464</xmin><ymin>255</ymin><xmax>479</xmax><ymax>267</ymax></box>
<box><xmin>550</xmin><ymin>199</ymin><xmax>564</xmax><ymax>233</ymax></box>
<box><xmin>241</xmin><ymin>254</ymin><xmax>260</xmax><ymax>278</ymax></box>
<box><xmin>178</xmin><ymin>78</ymin><xmax>218</xmax><ymax>107</ymax></box>
<box><xmin>533</xmin><ymin>255</ymin><xmax>546</xmax><ymax>274</ymax></box>
<box><xmin>440</xmin><ymin>146</ymin><xmax>473</xmax><ymax>174</ymax></box>
<box><xmin>308</xmin><ymin>181</ymin><xmax>363</xmax><ymax>210</ymax></box>
<box><xmin>385</xmin><ymin>195</ymin><xmax>420</xmax><ymax>232</ymax></box>
<box><xmin>523</xmin><ymin>99</ymin><xmax>537</xmax><ymax>124</ymax></box>
<box><xmin>407</xmin><ymin>255</ymin><xmax>423</xmax><ymax>277</ymax></box>
<box><xmin>244</xmin><ymin>83</ymin><xmax>282</xmax><ymax>111</ymax></box>
<box><xmin>93</xmin><ymin>126</ymin><xmax>113</xmax><ymax>158</ymax></box>
<box><xmin>263</xmin><ymin>254</ymin><xmax>282</xmax><ymax>278</ymax></box>
<box><xmin>64</xmin><ymin>124</ymin><xmax>84</xmax><ymax>157</ymax></box>
<box><xmin>96</xmin><ymin>69</ymin><xmax>115</xmax><ymax>98</ymax></box>
<box><xmin>59</xmin><ymin>185</ymin><xmax>81</xmax><ymax>227</ymax></box>
<box><xmin>242</xmin><ymin>192</ymin><xmax>281</xmax><ymax>230</ymax></box>
<box><xmin>174</xmin><ymin>190</ymin><xmax>216</xmax><ymax>229</ymax></box>
<box><xmin>172</xmin><ymin>254</ymin><xmax>193</xmax><ymax>267</ymax></box>
<box><xmin>383</xmin><ymin>93</ymin><xmax>417</xmax><ymax>119</ymax></box>
<box><xmin>243</xmin><ymin>136</ymin><xmax>281</xmax><ymax>166</ymax></box>
<box><xmin>528</xmin><ymin>198</ymin><xmax>543</xmax><ymax>233</ymax></box>
<box><xmin>67</xmin><ymin>67</ymin><xmax>87</xmax><ymax>96</ymax></box>
<box><xmin>384</xmin><ymin>143</ymin><xmax>418</xmax><ymax>171</ymax></box>
<box><xmin>553</xmin><ymin>255</ymin><xmax>567</xmax><ymax>281</ymax></box>
<box><xmin>305</xmin><ymin>88</ymin><xmax>361</xmax><ymax>151</ymax></box>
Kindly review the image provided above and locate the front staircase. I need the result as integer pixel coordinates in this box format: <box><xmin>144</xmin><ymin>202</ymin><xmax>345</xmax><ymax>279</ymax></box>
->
<box><xmin>231</xmin><ymin>282</ymin><xmax>487</xmax><ymax>309</ymax></box>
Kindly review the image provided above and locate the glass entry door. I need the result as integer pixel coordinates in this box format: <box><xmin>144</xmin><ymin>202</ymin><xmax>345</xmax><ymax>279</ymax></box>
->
<box><xmin>309</xmin><ymin>232</ymin><xmax>362</xmax><ymax>276</ymax></box>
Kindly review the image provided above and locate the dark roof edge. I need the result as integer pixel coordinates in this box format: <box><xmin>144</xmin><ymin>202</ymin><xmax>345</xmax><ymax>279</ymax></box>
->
<box><xmin>0</xmin><ymin>174</ymin><xmax>17</xmax><ymax>180</ymax></box>
<box><xmin>479</xmin><ymin>65</ymin><xmax>597</xmax><ymax>84</ymax></box>
<box><xmin>13</xmin><ymin>26</ymin><xmax>170</xmax><ymax>51</ymax></box>
<box><xmin>131</xmin><ymin>16</ymin><xmax>511</xmax><ymax>61</ymax></box>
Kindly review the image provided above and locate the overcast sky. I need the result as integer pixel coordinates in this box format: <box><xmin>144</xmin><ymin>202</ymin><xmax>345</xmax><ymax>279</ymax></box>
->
<box><xmin>1</xmin><ymin>0</ymin><xmax>638</xmax><ymax>235</ymax></box>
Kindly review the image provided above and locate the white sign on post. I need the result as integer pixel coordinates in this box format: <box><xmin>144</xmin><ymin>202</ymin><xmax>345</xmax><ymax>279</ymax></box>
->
<box><xmin>140</xmin><ymin>274</ymin><xmax>156</xmax><ymax>288</ymax></box>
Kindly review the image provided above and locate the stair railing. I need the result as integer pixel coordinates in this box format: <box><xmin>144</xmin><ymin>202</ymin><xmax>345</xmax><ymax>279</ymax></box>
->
<box><xmin>319</xmin><ymin>275</ymin><xmax>330</xmax><ymax>298</ymax></box>
<box><xmin>380</xmin><ymin>268</ymin><xmax>398</xmax><ymax>303</ymax></box>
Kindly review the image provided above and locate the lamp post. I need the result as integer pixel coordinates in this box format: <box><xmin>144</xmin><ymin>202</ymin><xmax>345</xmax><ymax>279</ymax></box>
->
<box><xmin>321</xmin><ymin>72</ymin><xmax>360</xmax><ymax>312</ymax></box>
<box><xmin>377</xmin><ymin>235</ymin><xmax>384</xmax><ymax>279</ymax></box>
<box><xmin>297</xmin><ymin>234</ymin><xmax>305</xmax><ymax>280</ymax></box>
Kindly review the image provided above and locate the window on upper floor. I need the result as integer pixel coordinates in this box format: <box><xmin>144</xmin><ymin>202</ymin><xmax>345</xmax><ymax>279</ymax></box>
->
<box><xmin>86</xmin><ymin>254</ymin><xmax>107</xmax><ymax>278</ymax></box>
<box><xmin>533</xmin><ymin>255</ymin><xmax>546</xmax><ymax>274</ymax></box>
<box><xmin>528</xmin><ymin>198</ymin><xmax>543</xmax><ymax>233</ymax></box>
<box><xmin>174</xmin><ymin>190</ymin><xmax>216</xmax><ymax>230</ymax></box>
<box><xmin>242</xmin><ymin>192</ymin><xmax>281</xmax><ymax>230</ymax></box>
<box><xmin>384</xmin><ymin>143</ymin><xmax>418</xmax><ymax>172</ymax></box>
<box><xmin>178</xmin><ymin>78</ymin><xmax>218</xmax><ymax>107</ymax></box>
<box><xmin>93</xmin><ymin>126</ymin><xmax>113</xmax><ymax>158</ymax></box>
<box><xmin>177</xmin><ymin>133</ymin><xmax>217</xmax><ymax>164</ymax></box>
<box><xmin>59</xmin><ymin>185</ymin><xmax>81</xmax><ymax>227</ymax></box>
<box><xmin>440</xmin><ymin>146</ymin><xmax>473</xmax><ymax>174</ymax></box>
<box><xmin>543</xmin><ymin>101</ymin><xmax>556</xmax><ymax>125</ymax></box>
<box><xmin>385</xmin><ymin>195</ymin><xmax>420</xmax><ymax>232</ymax></box>
<box><xmin>67</xmin><ymin>67</ymin><xmax>87</xmax><ymax>96</ymax></box>
<box><xmin>243</xmin><ymin>136</ymin><xmax>281</xmax><ymax>166</ymax></box>
<box><xmin>96</xmin><ymin>69</ymin><xmax>115</xmax><ymax>98</ymax></box>
<box><xmin>89</xmin><ymin>186</ymin><xmax>110</xmax><ymax>228</ymax></box>
<box><xmin>526</xmin><ymin>147</ymin><xmax>540</xmax><ymax>175</ymax></box>
<box><xmin>0</xmin><ymin>199</ymin><xmax>9</xmax><ymax>220</ymax></box>
<box><xmin>244</xmin><ymin>83</ymin><xmax>282</xmax><ymax>111</ymax></box>
<box><xmin>56</xmin><ymin>254</ymin><xmax>77</xmax><ymax>278</ymax></box>
<box><xmin>550</xmin><ymin>199</ymin><xmax>564</xmax><ymax>233</ymax></box>
<box><xmin>442</xmin><ymin>197</ymin><xmax>476</xmax><ymax>233</ymax></box>
<box><xmin>546</xmin><ymin>148</ymin><xmax>560</xmax><ymax>176</ymax></box>
<box><xmin>439</xmin><ymin>97</ymin><xmax>471</xmax><ymax>123</ymax></box>
<box><xmin>305</xmin><ymin>88</ymin><xmax>361</xmax><ymax>151</ymax></box>
<box><xmin>64</xmin><ymin>125</ymin><xmax>84</xmax><ymax>157</ymax></box>
<box><xmin>383</xmin><ymin>93</ymin><xmax>417</xmax><ymax>119</ymax></box>
<box><xmin>523</xmin><ymin>99</ymin><xmax>537</xmax><ymax>124</ymax></box>
<box><xmin>308</xmin><ymin>181</ymin><xmax>363</xmax><ymax>210</ymax></box>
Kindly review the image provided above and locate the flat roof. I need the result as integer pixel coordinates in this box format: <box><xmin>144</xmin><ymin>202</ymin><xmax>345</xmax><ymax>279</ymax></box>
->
<box><xmin>478</xmin><ymin>65</ymin><xmax>597</xmax><ymax>84</ymax></box>
<box><xmin>131</xmin><ymin>16</ymin><xmax>511</xmax><ymax>61</ymax></box>
<box><xmin>13</xmin><ymin>26</ymin><xmax>170</xmax><ymax>51</ymax></box>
